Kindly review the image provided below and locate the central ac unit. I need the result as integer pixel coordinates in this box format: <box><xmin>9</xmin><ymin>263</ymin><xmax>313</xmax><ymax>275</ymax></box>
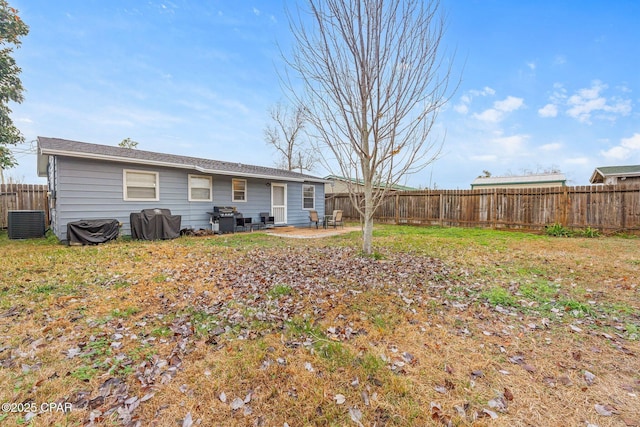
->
<box><xmin>8</xmin><ymin>210</ymin><xmax>46</xmax><ymax>239</ymax></box>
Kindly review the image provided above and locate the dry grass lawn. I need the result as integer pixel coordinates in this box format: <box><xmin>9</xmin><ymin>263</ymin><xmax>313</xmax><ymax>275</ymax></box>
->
<box><xmin>0</xmin><ymin>225</ymin><xmax>638</xmax><ymax>426</ymax></box>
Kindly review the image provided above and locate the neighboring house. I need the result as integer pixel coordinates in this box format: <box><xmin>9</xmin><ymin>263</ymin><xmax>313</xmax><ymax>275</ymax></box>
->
<box><xmin>37</xmin><ymin>137</ymin><xmax>327</xmax><ymax>241</ymax></box>
<box><xmin>324</xmin><ymin>175</ymin><xmax>416</xmax><ymax>194</ymax></box>
<box><xmin>470</xmin><ymin>173</ymin><xmax>567</xmax><ymax>189</ymax></box>
<box><xmin>589</xmin><ymin>165</ymin><xmax>640</xmax><ymax>185</ymax></box>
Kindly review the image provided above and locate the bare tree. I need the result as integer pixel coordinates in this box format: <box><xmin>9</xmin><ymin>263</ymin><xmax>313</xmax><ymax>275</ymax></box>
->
<box><xmin>264</xmin><ymin>102</ymin><xmax>315</xmax><ymax>172</ymax></box>
<box><xmin>285</xmin><ymin>0</ymin><xmax>454</xmax><ymax>254</ymax></box>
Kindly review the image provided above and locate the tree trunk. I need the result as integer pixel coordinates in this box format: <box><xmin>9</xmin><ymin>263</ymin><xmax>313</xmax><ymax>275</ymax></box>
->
<box><xmin>362</xmin><ymin>180</ymin><xmax>375</xmax><ymax>255</ymax></box>
<box><xmin>362</xmin><ymin>210</ymin><xmax>374</xmax><ymax>255</ymax></box>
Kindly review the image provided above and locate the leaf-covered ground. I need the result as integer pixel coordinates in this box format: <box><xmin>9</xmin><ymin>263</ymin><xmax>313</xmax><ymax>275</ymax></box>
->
<box><xmin>0</xmin><ymin>226</ymin><xmax>638</xmax><ymax>426</ymax></box>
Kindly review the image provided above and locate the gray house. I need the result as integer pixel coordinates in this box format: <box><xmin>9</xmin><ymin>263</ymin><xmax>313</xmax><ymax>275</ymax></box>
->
<box><xmin>590</xmin><ymin>165</ymin><xmax>640</xmax><ymax>185</ymax></box>
<box><xmin>37</xmin><ymin>137</ymin><xmax>327</xmax><ymax>241</ymax></box>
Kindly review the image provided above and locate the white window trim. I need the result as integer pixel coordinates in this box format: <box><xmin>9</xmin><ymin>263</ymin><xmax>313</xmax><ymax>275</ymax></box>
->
<box><xmin>188</xmin><ymin>174</ymin><xmax>213</xmax><ymax>202</ymax></box>
<box><xmin>302</xmin><ymin>184</ymin><xmax>315</xmax><ymax>210</ymax></box>
<box><xmin>232</xmin><ymin>178</ymin><xmax>247</xmax><ymax>203</ymax></box>
<box><xmin>123</xmin><ymin>169</ymin><xmax>160</xmax><ymax>201</ymax></box>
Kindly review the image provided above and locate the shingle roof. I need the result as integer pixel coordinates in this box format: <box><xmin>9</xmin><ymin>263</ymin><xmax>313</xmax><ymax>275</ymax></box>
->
<box><xmin>590</xmin><ymin>165</ymin><xmax>640</xmax><ymax>184</ymax></box>
<box><xmin>38</xmin><ymin>137</ymin><xmax>327</xmax><ymax>183</ymax></box>
<box><xmin>471</xmin><ymin>173</ymin><xmax>566</xmax><ymax>187</ymax></box>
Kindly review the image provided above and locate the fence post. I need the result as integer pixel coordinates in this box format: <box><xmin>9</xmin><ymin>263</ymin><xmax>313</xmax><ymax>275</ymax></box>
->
<box><xmin>492</xmin><ymin>188</ymin><xmax>497</xmax><ymax>229</ymax></box>
<box><xmin>562</xmin><ymin>186</ymin><xmax>569</xmax><ymax>226</ymax></box>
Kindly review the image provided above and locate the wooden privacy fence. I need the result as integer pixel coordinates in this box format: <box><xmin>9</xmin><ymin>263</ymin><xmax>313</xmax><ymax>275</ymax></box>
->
<box><xmin>0</xmin><ymin>184</ymin><xmax>49</xmax><ymax>229</ymax></box>
<box><xmin>325</xmin><ymin>185</ymin><xmax>640</xmax><ymax>233</ymax></box>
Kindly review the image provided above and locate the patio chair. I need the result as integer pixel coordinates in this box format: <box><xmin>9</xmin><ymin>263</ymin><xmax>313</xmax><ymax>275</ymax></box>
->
<box><xmin>309</xmin><ymin>210</ymin><xmax>320</xmax><ymax>229</ymax></box>
<box><xmin>326</xmin><ymin>210</ymin><xmax>344</xmax><ymax>229</ymax></box>
<box><xmin>235</xmin><ymin>213</ymin><xmax>251</xmax><ymax>232</ymax></box>
<box><xmin>260</xmin><ymin>212</ymin><xmax>275</xmax><ymax>228</ymax></box>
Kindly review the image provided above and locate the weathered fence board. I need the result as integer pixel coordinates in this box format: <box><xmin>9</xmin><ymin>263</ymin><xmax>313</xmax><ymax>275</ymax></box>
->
<box><xmin>0</xmin><ymin>184</ymin><xmax>49</xmax><ymax>229</ymax></box>
<box><xmin>325</xmin><ymin>184</ymin><xmax>640</xmax><ymax>233</ymax></box>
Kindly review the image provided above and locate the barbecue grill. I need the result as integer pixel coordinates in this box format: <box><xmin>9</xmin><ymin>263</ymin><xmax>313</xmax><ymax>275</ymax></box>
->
<box><xmin>209</xmin><ymin>206</ymin><xmax>236</xmax><ymax>234</ymax></box>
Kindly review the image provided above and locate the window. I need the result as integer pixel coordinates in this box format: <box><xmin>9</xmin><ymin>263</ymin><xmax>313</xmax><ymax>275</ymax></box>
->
<box><xmin>123</xmin><ymin>169</ymin><xmax>159</xmax><ymax>201</ymax></box>
<box><xmin>232</xmin><ymin>179</ymin><xmax>247</xmax><ymax>202</ymax></box>
<box><xmin>303</xmin><ymin>184</ymin><xmax>315</xmax><ymax>209</ymax></box>
<box><xmin>188</xmin><ymin>175</ymin><xmax>212</xmax><ymax>201</ymax></box>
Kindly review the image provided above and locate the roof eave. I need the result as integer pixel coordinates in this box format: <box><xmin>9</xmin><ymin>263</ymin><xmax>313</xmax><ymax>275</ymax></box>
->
<box><xmin>39</xmin><ymin>147</ymin><xmax>327</xmax><ymax>183</ymax></box>
<box><xmin>589</xmin><ymin>169</ymin><xmax>603</xmax><ymax>184</ymax></box>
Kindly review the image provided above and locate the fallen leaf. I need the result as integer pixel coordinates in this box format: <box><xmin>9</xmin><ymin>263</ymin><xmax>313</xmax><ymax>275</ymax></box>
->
<box><xmin>219</xmin><ymin>392</ymin><xmax>227</xmax><ymax>403</ymax></box>
<box><xmin>361</xmin><ymin>390</ymin><xmax>370</xmax><ymax>406</ymax></box>
<box><xmin>504</xmin><ymin>387</ymin><xmax>514</xmax><ymax>401</ymax></box>
<box><xmin>471</xmin><ymin>370</ymin><xmax>484</xmax><ymax>378</ymax></box>
<box><xmin>594</xmin><ymin>403</ymin><xmax>613</xmax><ymax>416</ymax></box>
<box><xmin>334</xmin><ymin>394</ymin><xmax>346</xmax><ymax>405</ymax></box>
<box><xmin>558</xmin><ymin>375</ymin><xmax>573</xmax><ymax>386</ymax></box>
<box><xmin>584</xmin><ymin>371</ymin><xmax>596</xmax><ymax>386</ymax></box>
<box><xmin>488</xmin><ymin>397</ymin><xmax>507</xmax><ymax>412</ymax></box>
<box><xmin>182</xmin><ymin>412</ymin><xmax>193</xmax><ymax>427</ymax></box>
<box><xmin>348</xmin><ymin>407</ymin><xmax>364</xmax><ymax>427</ymax></box>
<box><xmin>435</xmin><ymin>385</ymin><xmax>447</xmax><ymax>394</ymax></box>
<box><xmin>140</xmin><ymin>392</ymin><xmax>155</xmax><ymax>402</ymax></box>
<box><xmin>481</xmin><ymin>408</ymin><xmax>498</xmax><ymax>419</ymax></box>
<box><xmin>230</xmin><ymin>397</ymin><xmax>245</xmax><ymax>410</ymax></box>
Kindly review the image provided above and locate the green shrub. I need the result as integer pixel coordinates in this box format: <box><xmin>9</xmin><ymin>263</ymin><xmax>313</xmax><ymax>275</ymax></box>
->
<box><xmin>545</xmin><ymin>223</ymin><xmax>573</xmax><ymax>237</ymax></box>
<box><xmin>578</xmin><ymin>227</ymin><xmax>600</xmax><ymax>238</ymax></box>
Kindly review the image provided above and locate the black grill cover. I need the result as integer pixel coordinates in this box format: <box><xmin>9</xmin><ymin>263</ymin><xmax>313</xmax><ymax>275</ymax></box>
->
<box><xmin>130</xmin><ymin>208</ymin><xmax>181</xmax><ymax>240</ymax></box>
<box><xmin>67</xmin><ymin>219</ymin><xmax>119</xmax><ymax>245</ymax></box>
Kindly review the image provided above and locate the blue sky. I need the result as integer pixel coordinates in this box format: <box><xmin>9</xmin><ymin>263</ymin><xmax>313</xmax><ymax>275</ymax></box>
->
<box><xmin>7</xmin><ymin>0</ymin><xmax>640</xmax><ymax>189</ymax></box>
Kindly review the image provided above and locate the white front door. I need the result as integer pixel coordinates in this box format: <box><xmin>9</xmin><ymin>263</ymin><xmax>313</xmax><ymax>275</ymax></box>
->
<box><xmin>271</xmin><ymin>183</ymin><xmax>287</xmax><ymax>225</ymax></box>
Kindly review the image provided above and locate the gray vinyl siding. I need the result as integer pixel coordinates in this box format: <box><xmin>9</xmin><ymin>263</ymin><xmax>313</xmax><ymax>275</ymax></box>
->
<box><xmin>51</xmin><ymin>156</ymin><xmax>325</xmax><ymax>240</ymax></box>
<box><xmin>286</xmin><ymin>182</ymin><xmax>325</xmax><ymax>226</ymax></box>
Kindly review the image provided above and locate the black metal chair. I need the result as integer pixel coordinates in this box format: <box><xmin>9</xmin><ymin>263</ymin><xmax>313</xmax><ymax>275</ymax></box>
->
<box><xmin>260</xmin><ymin>212</ymin><xmax>275</xmax><ymax>228</ymax></box>
<box><xmin>235</xmin><ymin>213</ymin><xmax>251</xmax><ymax>232</ymax></box>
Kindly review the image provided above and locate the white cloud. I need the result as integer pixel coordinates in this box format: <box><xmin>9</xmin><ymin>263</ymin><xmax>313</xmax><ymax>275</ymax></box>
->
<box><xmin>600</xmin><ymin>133</ymin><xmax>640</xmax><ymax>161</ymax></box>
<box><xmin>454</xmin><ymin>87</ymin><xmax>495</xmax><ymax>115</ymax></box>
<box><xmin>492</xmin><ymin>134</ymin><xmax>529</xmax><ymax>154</ymax></box>
<box><xmin>473</xmin><ymin>96</ymin><xmax>524</xmax><ymax>123</ymax></box>
<box><xmin>600</xmin><ymin>146</ymin><xmax>629</xmax><ymax>161</ymax></box>
<box><xmin>473</xmin><ymin>109</ymin><xmax>502</xmax><ymax>123</ymax></box>
<box><xmin>538</xmin><ymin>103</ymin><xmax>558</xmax><ymax>118</ymax></box>
<box><xmin>526</xmin><ymin>62</ymin><xmax>536</xmax><ymax>71</ymax></box>
<box><xmin>252</xmin><ymin>7</ymin><xmax>261</xmax><ymax>16</ymax></box>
<box><xmin>553</xmin><ymin>55</ymin><xmax>566</xmax><ymax>65</ymax></box>
<box><xmin>470</xmin><ymin>87</ymin><xmax>496</xmax><ymax>97</ymax></box>
<box><xmin>565</xmin><ymin>80</ymin><xmax>632</xmax><ymax>124</ymax></box>
<box><xmin>622</xmin><ymin>133</ymin><xmax>640</xmax><ymax>150</ymax></box>
<box><xmin>494</xmin><ymin>96</ymin><xmax>524</xmax><ymax>112</ymax></box>
<box><xmin>540</xmin><ymin>142</ymin><xmax>562</xmax><ymax>151</ymax></box>
<box><xmin>454</xmin><ymin>104</ymin><xmax>468</xmax><ymax>114</ymax></box>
